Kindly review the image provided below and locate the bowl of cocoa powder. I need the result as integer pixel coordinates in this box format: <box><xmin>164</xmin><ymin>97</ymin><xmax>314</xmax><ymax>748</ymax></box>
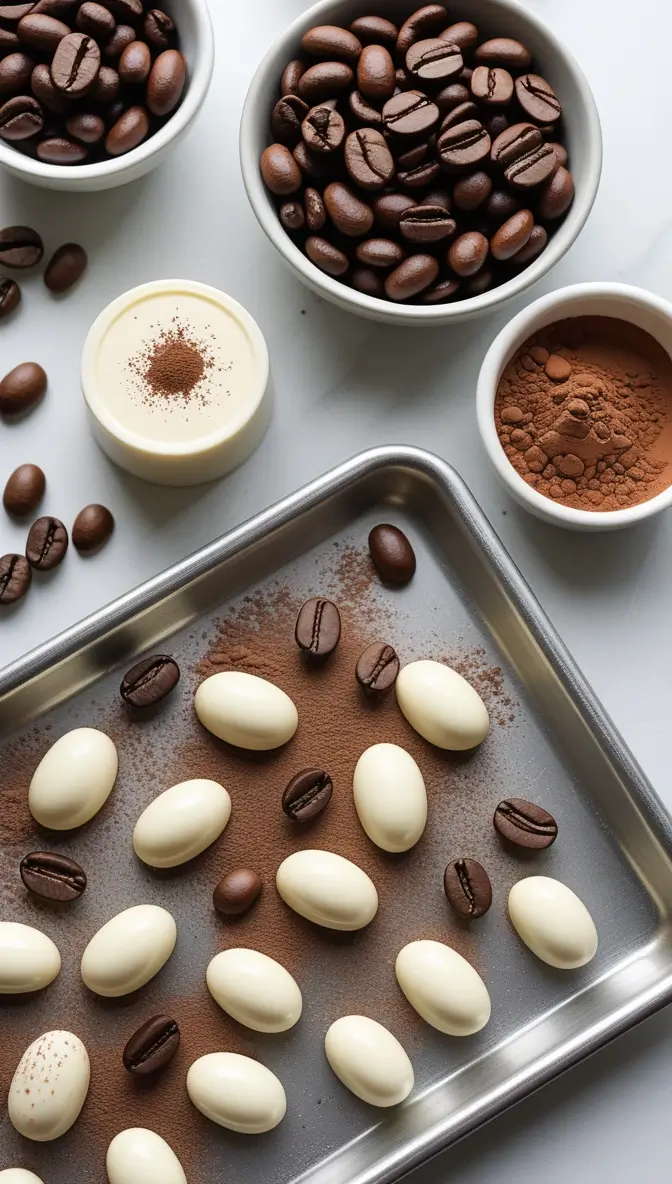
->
<box><xmin>477</xmin><ymin>283</ymin><xmax>672</xmax><ymax>530</ymax></box>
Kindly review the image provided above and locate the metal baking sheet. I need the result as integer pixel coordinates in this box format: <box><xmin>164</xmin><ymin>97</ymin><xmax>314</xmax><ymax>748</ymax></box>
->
<box><xmin>1</xmin><ymin>445</ymin><xmax>672</xmax><ymax>1184</ymax></box>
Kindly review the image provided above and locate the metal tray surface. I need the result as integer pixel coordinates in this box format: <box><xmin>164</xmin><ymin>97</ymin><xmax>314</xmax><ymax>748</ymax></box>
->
<box><xmin>1</xmin><ymin>446</ymin><xmax>672</xmax><ymax>1184</ymax></box>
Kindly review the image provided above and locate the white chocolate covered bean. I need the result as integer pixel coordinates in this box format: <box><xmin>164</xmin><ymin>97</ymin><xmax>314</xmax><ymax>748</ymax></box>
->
<box><xmin>508</xmin><ymin>876</ymin><xmax>598</xmax><ymax>969</ymax></box>
<box><xmin>325</xmin><ymin>1015</ymin><xmax>414</xmax><ymax>1107</ymax></box>
<box><xmin>8</xmin><ymin>1031</ymin><xmax>90</xmax><ymax>1141</ymax></box>
<box><xmin>395</xmin><ymin>660</ymin><xmax>489</xmax><ymax>750</ymax></box>
<box><xmin>133</xmin><ymin>778</ymin><xmax>231</xmax><ymax>868</ymax></box>
<box><xmin>81</xmin><ymin>904</ymin><xmax>176</xmax><ymax>997</ymax></box>
<box><xmin>353</xmin><ymin>743</ymin><xmax>427</xmax><ymax>852</ymax></box>
<box><xmin>276</xmin><ymin>849</ymin><xmax>378</xmax><ymax>931</ymax></box>
<box><xmin>207</xmin><ymin>948</ymin><xmax>302</xmax><ymax>1033</ymax></box>
<box><xmin>395</xmin><ymin>940</ymin><xmax>491</xmax><ymax>1035</ymax></box>
<box><xmin>0</xmin><ymin>922</ymin><xmax>61</xmax><ymax>994</ymax></box>
<box><xmin>194</xmin><ymin>671</ymin><xmax>298</xmax><ymax>750</ymax></box>
<box><xmin>186</xmin><ymin>1052</ymin><xmax>286</xmax><ymax>1134</ymax></box>
<box><xmin>106</xmin><ymin>1128</ymin><xmax>187</xmax><ymax>1184</ymax></box>
<box><xmin>29</xmin><ymin>727</ymin><xmax>118</xmax><ymax>829</ymax></box>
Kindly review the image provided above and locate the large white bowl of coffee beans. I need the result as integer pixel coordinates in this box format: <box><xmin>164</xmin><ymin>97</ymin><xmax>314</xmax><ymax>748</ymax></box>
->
<box><xmin>240</xmin><ymin>0</ymin><xmax>602</xmax><ymax>324</ymax></box>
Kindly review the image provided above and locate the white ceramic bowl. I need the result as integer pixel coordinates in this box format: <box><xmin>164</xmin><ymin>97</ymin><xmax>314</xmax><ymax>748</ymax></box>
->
<box><xmin>476</xmin><ymin>282</ymin><xmax>672</xmax><ymax>531</ymax></box>
<box><xmin>240</xmin><ymin>0</ymin><xmax>602</xmax><ymax>326</ymax></box>
<box><xmin>0</xmin><ymin>0</ymin><xmax>214</xmax><ymax>192</ymax></box>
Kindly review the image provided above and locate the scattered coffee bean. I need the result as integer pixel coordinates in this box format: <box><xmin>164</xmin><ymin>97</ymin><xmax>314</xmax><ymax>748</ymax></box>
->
<box><xmin>385</xmin><ymin>253</ymin><xmax>438</xmax><ymax>300</ymax></box>
<box><xmin>0</xmin><ymin>361</ymin><xmax>47</xmax><ymax>414</ymax></box>
<box><xmin>0</xmin><ymin>276</ymin><xmax>21</xmax><ymax>318</ymax></box>
<box><xmin>20</xmin><ymin>850</ymin><xmax>87</xmax><ymax>902</ymax></box>
<box><xmin>515</xmin><ymin>73</ymin><xmax>561</xmax><ymax>123</ymax></box>
<box><xmin>295</xmin><ymin>596</ymin><xmax>341</xmax><ymax>656</ymax></box>
<box><xmin>0</xmin><ymin>224</ymin><xmax>43</xmax><ymax>268</ymax></box>
<box><xmin>493</xmin><ymin>797</ymin><xmax>558</xmax><ymax>849</ymax></box>
<box><xmin>44</xmin><ymin>241</ymin><xmax>87</xmax><ymax>292</ymax></box>
<box><xmin>368</xmin><ymin>524</ymin><xmax>416</xmax><ymax>585</ymax></box>
<box><xmin>448</xmin><ymin>230</ymin><xmax>489</xmax><ymax>276</ymax></box>
<box><xmin>444</xmin><ymin>858</ymin><xmax>492</xmax><ymax>918</ymax></box>
<box><xmin>0</xmin><ymin>552</ymin><xmax>31</xmax><ymax>604</ymax></box>
<box><xmin>71</xmin><ymin>502</ymin><xmax>114</xmax><ymax>553</ymax></box>
<box><xmin>282</xmin><ymin>768</ymin><xmax>333</xmax><ymax>821</ymax></box>
<box><xmin>0</xmin><ymin>95</ymin><xmax>43</xmax><ymax>140</ymax></box>
<box><xmin>120</xmin><ymin>654</ymin><xmax>180</xmax><ymax>708</ymax></box>
<box><xmin>213</xmin><ymin>868</ymin><xmax>263</xmax><ymax>916</ymax></box>
<box><xmin>123</xmin><ymin>1015</ymin><xmax>180</xmax><ymax>1077</ymax></box>
<box><xmin>3</xmin><ymin>463</ymin><xmax>45</xmax><ymax>516</ymax></box>
<box><xmin>147</xmin><ymin>47</ymin><xmax>186</xmax><ymax>116</ymax></box>
<box><xmin>26</xmin><ymin>514</ymin><xmax>68</xmax><ymax>570</ymax></box>
<box><xmin>356</xmin><ymin>640</ymin><xmax>400</xmax><ymax>693</ymax></box>
<box><xmin>349</xmin><ymin>15</ymin><xmax>398</xmax><ymax>46</ymax></box>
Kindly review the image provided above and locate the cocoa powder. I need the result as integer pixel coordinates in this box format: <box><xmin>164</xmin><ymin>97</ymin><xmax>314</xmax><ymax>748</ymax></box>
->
<box><xmin>127</xmin><ymin>318</ymin><xmax>216</xmax><ymax>405</ymax></box>
<box><xmin>494</xmin><ymin>316</ymin><xmax>672</xmax><ymax>510</ymax></box>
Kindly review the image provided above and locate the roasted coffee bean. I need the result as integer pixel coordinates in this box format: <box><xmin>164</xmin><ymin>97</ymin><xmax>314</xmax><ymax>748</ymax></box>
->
<box><xmin>505</xmin><ymin>142</ymin><xmax>555</xmax><ymax>189</ymax></box>
<box><xmin>396</xmin><ymin>5</ymin><xmax>447</xmax><ymax>57</ymax></box>
<box><xmin>438</xmin><ymin>20</ymin><xmax>478</xmax><ymax>51</ymax></box>
<box><xmin>395</xmin><ymin>65</ymin><xmax>411</xmax><ymax>89</ymax></box>
<box><xmin>487</xmin><ymin>188</ymin><xmax>520</xmax><ymax>223</ymax></box>
<box><xmin>349</xmin><ymin>88</ymin><xmax>382</xmax><ymax>125</ymax></box>
<box><xmin>271</xmin><ymin>94</ymin><xmax>308</xmax><ymax>145</ymax></box>
<box><xmin>37</xmin><ymin>134</ymin><xmax>88</xmax><ymax>162</ymax></box>
<box><xmin>0</xmin><ymin>27</ymin><xmax>20</xmax><ymax>52</ymax></box>
<box><xmin>357</xmin><ymin>43</ymin><xmax>395</xmax><ymax>101</ymax></box>
<box><xmin>382</xmin><ymin>89</ymin><xmax>439</xmax><ymax>137</ymax></box>
<box><xmin>356</xmin><ymin>640</ymin><xmax>400</xmax><ymax>692</ymax></box>
<box><xmin>537</xmin><ymin>165</ymin><xmax>574</xmax><ymax>219</ymax></box>
<box><xmin>406</xmin><ymin>37</ymin><xmax>462</xmax><ymax>83</ymax></box>
<box><xmin>302</xmin><ymin>103</ymin><xmax>344</xmax><ymax>152</ymax></box>
<box><xmin>548</xmin><ymin>141</ymin><xmax>568</xmax><ymax>168</ymax></box>
<box><xmin>493</xmin><ymin>797</ymin><xmax>558</xmax><ymax>849</ymax></box>
<box><xmin>471</xmin><ymin>65</ymin><xmax>513</xmax><ymax>106</ymax></box>
<box><xmin>439</xmin><ymin>99</ymin><xmax>478</xmax><ymax>132</ymax></box>
<box><xmin>0</xmin><ymin>2</ymin><xmax>35</xmax><ymax>19</ymax></box>
<box><xmin>20</xmin><ymin>851</ymin><xmax>87</xmax><ymax>902</ymax></box>
<box><xmin>356</xmin><ymin>237</ymin><xmax>405</xmax><ymax>267</ymax></box>
<box><xmin>423</xmin><ymin>187</ymin><xmax>451</xmax><ymax>211</ymax></box>
<box><xmin>121</xmin><ymin>654</ymin><xmax>180</xmax><ymax>708</ymax></box>
<box><xmin>0</xmin><ymin>94</ymin><xmax>42</xmax><ymax>139</ymax></box>
<box><xmin>443</xmin><ymin>858</ymin><xmax>492</xmax><ymax>919</ymax></box>
<box><xmin>368</xmin><ymin>524</ymin><xmax>416</xmax><ymax>583</ymax></box>
<box><xmin>490</xmin><ymin>208</ymin><xmax>533</xmax><ymax>259</ymax></box>
<box><xmin>301</xmin><ymin>24</ymin><xmax>361</xmax><ymax>61</ymax></box>
<box><xmin>399</xmin><ymin>204</ymin><xmax>456</xmax><ymax>242</ymax></box>
<box><xmin>397</xmin><ymin>158</ymin><xmax>440</xmax><ymax>188</ymax></box>
<box><xmin>282</xmin><ymin>768</ymin><xmax>333</xmax><ymax>821</ymax></box>
<box><xmin>438</xmin><ymin>119</ymin><xmax>490</xmax><ymax>169</ymax></box>
<box><xmin>32</xmin><ymin>0</ymin><xmax>78</xmax><ymax>16</ymax></box>
<box><xmin>512</xmin><ymin>222</ymin><xmax>547</xmax><ymax>264</ymax></box>
<box><xmin>77</xmin><ymin>1</ymin><xmax>115</xmax><ymax>38</ymax></box>
<box><xmin>103</xmin><ymin>22</ymin><xmax>134</xmax><ymax>59</ymax></box>
<box><xmin>44</xmin><ymin>241</ymin><xmax>87</xmax><ymax>291</ymax></box>
<box><xmin>106</xmin><ymin>0</ymin><xmax>141</xmax><ymax>20</ymax></box>
<box><xmin>466</xmin><ymin>266</ymin><xmax>494</xmax><ymax>296</ymax></box>
<box><xmin>123</xmin><ymin>1015</ymin><xmax>180</xmax><ymax>1077</ymax></box>
<box><xmin>0</xmin><ymin>52</ymin><xmax>34</xmax><ymax>94</ymax></box>
<box><xmin>305</xmin><ymin>234</ymin><xmax>349</xmax><ymax>276</ymax></box>
<box><xmin>295</xmin><ymin>596</ymin><xmax>341</xmax><ymax>656</ymax></box>
<box><xmin>280</xmin><ymin>200</ymin><xmax>305</xmax><ymax>231</ymax></box>
<box><xmin>0</xmin><ymin>276</ymin><xmax>21</xmax><ymax>318</ymax></box>
<box><xmin>26</xmin><ymin>514</ymin><xmax>68</xmax><ymax>570</ymax></box>
<box><xmin>51</xmin><ymin>32</ymin><xmax>100</xmax><ymax>96</ymax></box>
<box><xmin>3</xmin><ymin>463</ymin><xmax>45</xmax><ymax>515</ymax></box>
<box><xmin>448</xmin><ymin>229</ymin><xmax>489</xmax><ymax>276</ymax></box>
<box><xmin>261</xmin><ymin>142</ymin><xmax>302</xmax><ymax>195</ymax></box>
<box><xmin>298</xmin><ymin>61</ymin><xmax>353</xmax><ymax>104</ymax></box>
<box><xmin>147</xmin><ymin>47</ymin><xmax>185</xmax><ymax>116</ymax></box>
<box><xmin>515</xmin><ymin>73</ymin><xmax>561</xmax><ymax>123</ymax></box>
<box><xmin>72</xmin><ymin>502</ymin><xmax>114</xmax><ymax>552</ymax></box>
<box><xmin>0</xmin><ymin>553</ymin><xmax>31</xmax><ymax>604</ymax></box>
<box><xmin>435</xmin><ymin>81</ymin><xmax>469</xmax><ymax>113</ymax></box>
<box><xmin>475</xmin><ymin>37</ymin><xmax>531</xmax><ymax>69</ymax></box>
<box><xmin>373</xmin><ymin>192</ymin><xmax>417</xmax><ymax>231</ymax></box>
<box><xmin>104</xmin><ymin>103</ymin><xmax>146</xmax><ymax>153</ymax></box>
<box><xmin>280</xmin><ymin>59</ymin><xmax>305</xmax><ymax>97</ymax></box>
<box><xmin>304</xmin><ymin>186</ymin><xmax>326</xmax><ymax>230</ymax></box>
<box><xmin>385</xmin><ymin>253</ymin><xmax>438</xmax><ymax>301</ymax></box>
<box><xmin>65</xmin><ymin>110</ymin><xmax>104</xmax><ymax>141</ymax></box>
<box><xmin>118</xmin><ymin>38</ymin><xmax>150</xmax><ymax>85</ymax></box>
<box><xmin>344</xmin><ymin>127</ymin><xmax>394</xmax><ymax>191</ymax></box>
<box><xmin>349</xmin><ymin>15</ymin><xmax>398</xmax><ymax>47</ymax></box>
<box><xmin>453</xmin><ymin>170</ymin><xmax>492</xmax><ymax>211</ymax></box>
<box><xmin>421</xmin><ymin>276</ymin><xmax>461</xmax><ymax>302</ymax></box>
<box><xmin>491</xmin><ymin>121</ymin><xmax>541</xmax><ymax>168</ymax></box>
<box><xmin>214</xmin><ymin>868</ymin><xmax>263</xmax><ymax>916</ymax></box>
<box><xmin>31</xmin><ymin>62</ymin><xmax>69</xmax><ymax>112</ymax></box>
<box><xmin>351</xmin><ymin>265</ymin><xmax>384</xmax><ymax>298</ymax></box>
<box><xmin>485</xmin><ymin>111</ymin><xmax>509</xmax><ymax>139</ymax></box>
<box><xmin>394</xmin><ymin>139</ymin><xmax>429</xmax><ymax>171</ymax></box>
<box><xmin>143</xmin><ymin>7</ymin><xmax>174</xmax><ymax>49</ymax></box>
<box><xmin>293</xmin><ymin>139</ymin><xmax>333</xmax><ymax>179</ymax></box>
<box><xmin>0</xmin><ymin>360</ymin><xmax>46</xmax><ymax>413</ymax></box>
<box><xmin>17</xmin><ymin>12</ymin><xmax>70</xmax><ymax>52</ymax></box>
<box><xmin>324</xmin><ymin>180</ymin><xmax>374</xmax><ymax>236</ymax></box>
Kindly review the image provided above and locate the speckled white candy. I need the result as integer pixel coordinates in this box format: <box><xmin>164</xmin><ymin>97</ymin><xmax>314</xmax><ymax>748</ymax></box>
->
<box><xmin>395</xmin><ymin>660</ymin><xmax>490</xmax><ymax>750</ymax></box>
<box><xmin>106</xmin><ymin>1127</ymin><xmax>187</xmax><ymax>1184</ymax></box>
<box><xmin>0</xmin><ymin>921</ymin><xmax>61</xmax><ymax>994</ymax></box>
<box><xmin>28</xmin><ymin>727</ymin><xmax>118</xmax><ymax>829</ymax></box>
<box><xmin>206</xmin><ymin>948</ymin><xmax>302</xmax><ymax>1033</ymax></box>
<box><xmin>325</xmin><ymin>1016</ymin><xmax>414</xmax><ymax>1107</ymax></box>
<box><xmin>508</xmin><ymin>876</ymin><xmax>598</xmax><ymax>969</ymax></box>
<box><xmin>133</xmin><ymin>778</ymin><xmax>232</xmax><ymax>868</ymax></box>
<box><xmin>0</xmin><ymin>1171</ymin><xmax>45</xmax><ymax>1184</ymax></box>
<box><xmin>353</xmin><ymin>743</ymin><xmax>427</xmax><ymax>852</ymax></box>
<box><xmin>395</xmin><ymin>940</ymin><xmax>491</xmax><ymax>1036</ymax></box>
<box><xmin>186</xmin><ymin>1052</ymin><xmax>286</xmax><ymax>1134</ymax></box>
<box><xmin>194</xmin><ymin>671</ymin><xmax>298</xmax><ymax>750</ymax></box>
<box><xmin>81</xmin><ymin>905</ymin><xmax>177</xmax><ymax>997</ymax></box>
<box><xmin>276</xmin><ymin>849</ymin><xmax>378</xmax><ymax>931</ymax></box>
<box><xmin>8</xmin><ymin>1030</ymin><xmax>90</xmax><ymax>1142</ymax></box>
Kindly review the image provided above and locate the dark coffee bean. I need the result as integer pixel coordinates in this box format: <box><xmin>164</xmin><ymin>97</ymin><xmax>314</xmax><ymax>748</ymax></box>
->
<box><xmin>305</xmin><ymin>234</ymin><xmax>349</xmax><ymax>276</ymax></box>
<box><xmin>104</xmin><ymin>103</ymin><xmax>147</xmax><ymax>153</ymax></box>
<box><xmin>295</xmin><ymin>596</ymin><xmax>341</xmax><ymax>656</ymax></box>
<box><xmin>395</xmin><ymin>66</ymin><xmax>411</xmax><ymax>89</ymax></box>
<box><xmin>448</xmin><ymin>229</ymin><xmax>489</xmax><ymax>276</ymax></box>
<box><xmin>324</xmin><ymin>180</ymin><xmax>373</xmax><ymax>236</ymax></box>
<box><xmin>0</xmin><ymin>52</ymin><xmax>34</xmax><ymax>94</ymax></box>
<box><xmin>0</xmin><ymin>276</ymin><xmax>21</xmax><ymax>318</ymax></box>
<box><xmin>344</xmin><ymin>127</ymin><xmax>394</xmax><ymax>191</ymax></box>
<box><xmin>490</xmin><ymin>208</ymin><xmax>533</xmax><ymax>259</ymax></box>
<box><xmin>505</xmin><ymin>142</ymin><xmax>556</xmax><ymax>189</ymax></box>
<box><xmin>356</xmin><ymin>640</ymin><xmax>400</xmax><ymax>692</ymax></box>
<box><xmin>423</xmin><ymin>187</ymin><xmax>451</xmax><ymax>210</ymax></box>
<box><xmin>304</xmin><ymin>186</ymin><xmax>325</xmax><ymax>230</ymax></box>
<box><xmin>102</xmin><ymin>22</ymin><xmax>133</xmax><ymax>59</ymax></box>
<box><xmin>515</xmin><ymin>73</ymin><xmax>561</xmax><ymax>123</ymax></box>
<box><xmin>44</xmin><ymin>241</ymin><xmax>87</xmax><ymax>291</ymax></box>
<box><xmin>348</xmin><ymin>88</ymin><xmax>382</xmax><ymax>125</ymax></box>
<box><xmin>3</xmin><ymin>463</ymin><xmax>45</xmax><ymax>515</ymax></box>
<box><xmin>394</xmin><ymin>139</ymin><xmax>429</xmax><ymax>170</ymax></box>
<box><xmin>72</xmin><ymin>502</ymin><xmax>113</xmax><ymax>552</ymax></box>
<box><xmin>385</xmin><ymin>253</ymin><xmax>438</xmax><ymax>301</ymax></box>
<box><xmin>373</xmin><ymin>192</ymin><xmax>417</xmax><ymax>231</ymax></box>
<box><xmin>537</xmin><ymin>165</ymin><xmax>574</xmax><ymax>219</ymax></box>
<box><xmin>466</xmin><ymin>266</ymin><xmax>494</xmax><ymax>296</ymax></box>
<box><xmin>435</xmin><ymin>81</ymin><xmax>468</xmax><ymax>113</ymax></box>
<box><xmin>399</xmin><ymin>204</ymin><xmax>456</xmax><ymax>242</ymax></box>
<box><xmin>0</xmin><ymin>28</ymin><xmax>21</xmax><ymax>54</ymax></box>
<box><xmin>0</xmin><ymin>2</ymin><xmax>35</xmax><ymax>19</ymax></box>
<box><xmin>120</xmin><ymin>653</ymin><xmax>180</xmax><ymax>708</ymax></box>
<box><xmin>351</xmin><ymin>265</ymin><xmax>384</xmax><ymax>298</ymax></box>
<box><xmin>20</xmin><ymin>851</ymin><xmax>87</xmax><ymax>902</ymax></box>
<box><xmin>438</xmin><ymin>119</ymin><xmax>490</xmax><ymax>169</ymax></box>
<box><xmin>123</xmin><ymin>1015</ymin><xmax>180</xmax><ymax>1077</ymax></box>
<box><xmin>31</xmin><ymin>0</ymin><xmax>78</xmax><ymax>16</ymax></box>
<box><xmin>349</xmin><ymin>15</ymin><xmax>398</xmax><ymax>47</ymax></box>
<box><xmin>471</xmin><ymin>65</ymin><xmax>513</xmax><ymax>106</ymax></box>
<box><xmin>76</xmin><ymin>0</ymin><xmax>115</xmax><ymax>37</ymax></box>
<box><xmin>439</xmin><ymin>100</ymin><xmax>477</xmax><ymax>131</ymax></box>
<box><xmin>453</xmin><ymin>170</ymin><xmax>492</xmax><ymax>211</ymax></box>
<box><xmin>301</xmin><ymin>25</ymin><xmax>361</xmax><ymax>62</ymax></box>
<box><xmin>493</xmin><ymin>797</ymin><xmax>558</xmax><ymax>849</ymax></box>
<box><xmin>261</xmin><ymin>142</ymin><xmax>302</xmax><ymax>194</ymax></box>
<box><xmin>357</xmin><ymin>43</ymin><xmax>395</xmax><ymax>101</ymax></box>
<box><xmin>147</xmin><ymin>47</ymin><xmax>185</xmax><ymax>116</ymax></box>
<box><xmin>406</xmin><ymin>37</ymin><xmax>462</xmax><ymax>83</ymax></box>
<box><xmin>298</xmin><ymin>61</ymin><xmax>353</xmax><ymax>104</ymax></box>
<box><xmin>37</xmin><ymin>135</ymin><xmax>88</xmax><ymax>162</ymax></box>
<box><xmin>51</xmin><ymin>32</ymin><xmax>100</xmax><ymax>96</ymax></box>
<box><xmin>143</xmin><ymin>7</ymin><xmax>173</xmax><ymax>49</ymax></box>
<box><xmin>302</xmin><ymin>103</ymin><xmax>344</xmax><ymax>152</ymax></box>
<box><xmin>382</xmin><ymin>89</ymin><xmax>439</xmax><ymax>137</ymax></box>
<box><xmin>280</xmin><ymin>200</ymin><xmax>305</xmax><ymax>231</ymax></box>
<box><xmin>444</xmin><ymin>858</ymin><xmax>492</xmax><ymax>918</ymax></box>
<box><xmin>511</xmin><ymin>222</ymin><xmax>547</xmax><ymax>264</ymax></box>
<box><xmin>17</xmin><ymin>12</ymin><xmax>69</xmax><ymax>52</ymax></box>
<box><xmin>485</xmin><ymin>112</ymin><xmax>509</xmax><ymax>139</ymax></box>
<box><xmin>368</xmin><ymin>524</ymin><xmax>416</xmax><ymax>583</ymax></box>
<box><xmin>293</xmin><ymin>138</ymin><xmax>332</xmax><ymax>179</ymax></box>
<box><xmin>547</xmin><ymin>141</ymin><xmax>568</xmax><ymax>168</ymax></box>
<box><xmin>26</xmin><ymin>515</ymin><xmax>68</xmax><ymax>570</ymax></box>
<box><xmin>396</xmin><ymin>5</ymin><xmax>447</xmax><ymax>57</ymax></box>
<box><xmin>0</xmin><ymin>553</ymin><xmax>31</xmax><ymax>603</ymax></box>
<box><xmin>31</xmin><ymin>62</ymin><xmax>69</xmax><ymax>112</ymax></box>
<box><xmin>421</xmin><ymin>276</ymin><xmax>461</xmax><ymax>302</ymax></box>
<box><xmin>438</xmin><ymin>20</ymin><xmax>478</xmax><ymax>51</ymax></box>
<box><xmin>487</xmin><ymin>188</ymin><xmax>520</xmax><ymax>223</ymax></box>
<box><xmin>0</xmin><ymin>360</ymin><xmax>46</xmax><ymax>412</ymax></box>
<box><xmin>119</xmin><ymin>38</ymin><xmax>150</xmax><ymax>86</ymax></box>
<box><xmin>271</xmin><ymin>94</ymin><xmax>308</xmax><ymax>145</ymax></box>
<box><xmin>0</xmin><ymin>94</ymin><xmax>42</xmax><ymax>139</ymax></box>
<box><xmin>65</xmin><ymin>110</ymin><xmax>105</xmax><ymax>142</ymax></box>
<box><xmin>214</xmin><ymin>868</ymin><xmax>262</xmax><ymax>916</ymax></box>
<box><xmin>356</xmin><ymin>237</ymin><xmax>405</xmax><ymax>267</ymax></box>
<box><xmin>105</xmin><ymin>0</ymin><xmax>141</xmax><ymax>21</ymax></box>
<box><xmin>475</xmin><ymin>37</ymin><xmax>531</xmax><ymax>69</ymax></box>
<box><xmin>491</xmin><ymin>121</ymin><xmax>541</xmax><ymax>168</ymax></box>
<box><xmin>398</xmin><ymin>158</ymin><xmax>440</xmax><ymax>187</ymax></box>
<box><xmin>282</xmin><ymin>768</ymin><xmax>333</xmax><ymax>821</ymax></box>
<box><xmin>280</xmin><ymin>59</ymin><xmax>304</xmax><ymax>97</ymax></box>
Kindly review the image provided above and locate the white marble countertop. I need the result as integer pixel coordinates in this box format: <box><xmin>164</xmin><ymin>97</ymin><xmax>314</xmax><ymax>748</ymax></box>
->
<box><xmin>2</xmin><ymin>0</ymin><xmax>672</xmax><ymax>1179</ymax></box>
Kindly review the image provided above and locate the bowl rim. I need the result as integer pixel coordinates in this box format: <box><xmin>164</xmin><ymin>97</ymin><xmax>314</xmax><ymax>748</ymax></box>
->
<box><xmin>0</xmin><ymin>0</ymin><xmax>214</xmax><ymax>183</ymax></box>
<box><xmin>476</xmin><ymin>281</ymin><xmax>672</xmax><ymax>527</ymax></box>
<box><xmin>239</xmin><ymin>0</ymin><xmax>603</xmax><ymax>324</ymax></box>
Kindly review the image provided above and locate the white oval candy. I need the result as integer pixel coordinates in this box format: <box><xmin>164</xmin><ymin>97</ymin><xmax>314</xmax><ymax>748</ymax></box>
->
<box><xmin>0</xmin><ymin>922</ymin><xmax>61</xmax><ymax>994</ymax></box>
<box><xmin>133</xmin><ymin>779</ymin><xmax>231</xmax><ymax>868</ymax></box>
<box><xmin>29</xmin><ymin>727</ymin><xmax>118</xmax><ymax>830</ymax></box>
<box><xmin>276</xmin><ymin>850</ymin><xmax>378</xmax><ymax>931</ymax></box>
<box><xmin>396</xmin><ymin>660</ymin><xmax>489</xmax><ymax>751</ymax></box>
<box><xmin>8</xmin><ymin>1030</ymin><xmax>90</xmax><ymax>1141</ymax></box>
<box><xmin>353</xmin><ymin>743</ymin><xmax>427</xmax><ymax>852</ymax></box>
<box><xmin>194</xmin><ymin>672</ymin><xmax>298</xmax><ymax>750</ymax></box>
<box><xmin>395</xmin><ymin>940</ymin><xmax>491</xmax><ymax>1035</ymax></box>
<box><xmin>508</xmin><ymin>876</ymin><xmax>598</xmax><ymax>969</ymax></box>
<box><xmin>81</xmin><ymin>904</ymin><xmax>176</xmax><ymax>997</ymax></box>
<box><xmin>325</xmin><ymin>1016</ymin><xmax>414</xmax><ymax>1107</ymax></box>
<box><xmin>207</xmin><ymin>948</ymin><xmax>302</xmax><ymax>1033</ymax></box>
<box><xmin>186</xmin><ymin>1052</ymin><xmax>286</xmax><ymax>1134</ymax></box>
<box><xmin>106</xmin><ymin>1128</ymin><xmax>187</xmax><ymax>1184</ymax></box>
<box><xmin>0</xmin><ymin>1171</ymin><xmax>45</xmax><ymax>1184</ymax></box>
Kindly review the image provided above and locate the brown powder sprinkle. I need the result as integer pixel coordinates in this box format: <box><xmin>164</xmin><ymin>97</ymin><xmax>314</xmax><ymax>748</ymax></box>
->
<box><xmin>127</xmin><ymin>318</ymin><xmax>216</xmax><ymax>406</ymax></box>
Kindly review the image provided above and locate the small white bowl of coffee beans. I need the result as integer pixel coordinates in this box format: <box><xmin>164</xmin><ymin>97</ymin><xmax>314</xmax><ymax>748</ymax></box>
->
<box><xmin>0</xmin><ymin>0</ymin><xmax>214</xmax><ymax>191</ymax></box>
<box><xmin>241</xmin><ymin>0</ymin><xmax>602</xmax><ymax>324</ymax></box>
